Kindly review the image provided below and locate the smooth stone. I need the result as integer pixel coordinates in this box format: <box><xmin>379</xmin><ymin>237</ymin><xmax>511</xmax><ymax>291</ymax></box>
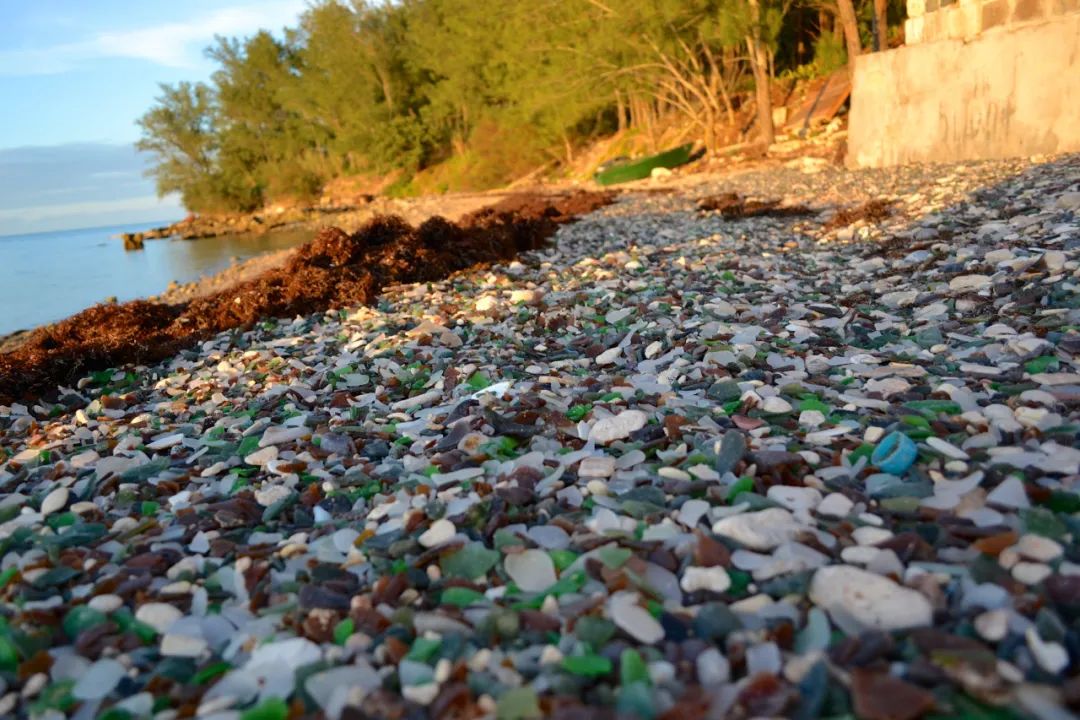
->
<box><xmin>974</xmin><ymin>609</ymin><xmax>1009</xmax><ymax>642</ymax></box>
<box><xmin>609</xmin><ymin>592</ymin><xmax>664</xmax><ymax>644</ymax></box>
<box><xmin>1026</xmin><ymin>628</ymin><xmax>1068</xmax><ymax>674</ymax></box>
<box><xmin>1016</xmin><ymin>534</ymin><xmax>1063</xmax><ymax>562</ymax></box>
<box><xmin>419</xmin><ymin>518</ymin><xmax>456</xmax><ymax>548</ymax></box>
<box><xmin>925</xmin><ymin>437</ymin><xmax>969</xmax><ymax>460</ymax></box>
<box><xmin>680</xmin><ymin>566</ymin><xmax>731</xmax><ymax>594</ymax></box>
<box><xmin>40</xmin><ymin>487</ymin><xmax>69</xmax><ymax>517</ymax></box>
<box><xmin>816</xmin><ymin>493</ymin><xmax>853</xmax><ymax>518</ymax></box>
<box><xmin>712</xmin><ymin>508</ymin><xmax>803</xmax><ymax>550</ymax></box>
<box><xmin>527</xmin><ymin>525</ymin><xmax>570</xmax><ymax>550</ymax></box>
<box><xmin>745</xmin><ymin>642</ymin><xmax>782</xmax><ymax>675</ymax></box>
<box><xmin>254</xmin><ymin>484</ymin><xmax>291</xmax><ymax>508</ymax></box>
<box><xmin>72</xmin><ymin>659</ymin><xmax>125</xmax><ymax>700</ymax></box>
<box><xmin>579</xmin><ymin>456</ymin><xmax>616</xmax><ymax>478</ymax></box>
<box><xmin>986</xmin><ymin>477</ymin><xmax>1030</xmax><ymax>509</ymax></box>
<box><xmin>135</xmin><ymin>602</ymin><xmax>183</xmax><ymax>634</ymax></box>
<box><xmin>146</xmin><ymin>433</ymin><xmax>184</xmax><ymax>450</ymax></box>
<box><xmin>766</xmin><ymin>486</ymin><xmax>822</xmax><ymax>515</ymax></box>
<box><xmin>87</xmin><ymin>594</ymin><xmax>123</xmax><ymax>613</ymax></box>
<box><xmin>504</xmin><ymin>549</ymin><xmax>557</xmax><ymax>592</ymax></box>
<box><xmin>677</xmin><ymin>499</ymin><xmax>711</xmax><ymax>528</ymax></box>
<box><xmin>715</xmin><ymin>431</ymin><xmax>747</xmax><ymax>474</ymax></box>
<box><xmin>244</xmin><ymin>445</ymin><xmax>278</xmax><ymax>466</ymax></box>
<box><xmin>259</xmin><ymin>425</ymin><xmax>308</xmax><ymax>447</ymax></box>
<box><xmin>695</xmin><ymin>648</ymin><xmax>730</xmax><ymax>684</ymax></box>
<box><xmin>306</xmin><ymin>665</ymin><xmax>381</xmax><ymax>719</ymax></box>
<box><xmin>809</xmin><ymin>565</ymin><xmax>932</xmax><ymax>632</ymax></box>
<box><xmin>949</xmin><ymin>274</ymin><xmax>991</xmax><ymax>292</ymax></box>
<box><xmin>595</xmin><ymin>347</ymin><xmax>621</xmax><ymax>366</ymax></box>
<box><xmin>161</xmin><ymin>634</ymin><xmax>208</xmax><ymax>657</ymax></box>
<box><xmin>588</xmin><ymin>410</ymin><xmax>648</xmax><ymax>445</ymax></box>
<box><xmin>761</xmin><ymin>396</ymin><xmax>793</xmax><ymax>414</ymax></box>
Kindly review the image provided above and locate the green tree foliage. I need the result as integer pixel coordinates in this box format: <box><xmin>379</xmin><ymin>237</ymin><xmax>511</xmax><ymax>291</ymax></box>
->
<box><xmin>137</xmin><ymin>0</ymin><xmax>874</xmax><ymax>213</ymax></box>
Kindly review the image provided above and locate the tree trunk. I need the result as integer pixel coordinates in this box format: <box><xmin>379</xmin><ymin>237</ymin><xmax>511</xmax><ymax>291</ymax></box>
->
<box><xmin>616</xmin><ymin>91</ymin><xmax>627</xmax><ymax>133</ymax></box>
<box><xmin>874</xmin><ymin>0</ymin><xmax>888</xmax><ymax>51</ymax></box>
<box><xmin>836</xmin><ymin>0</ymin><xmax>862</xmax><ymax>72</ymax></box>
<box><xmin>745</xmin><ymin>0</ymin><xmax>774</xmax><ymax>147</ymax></box>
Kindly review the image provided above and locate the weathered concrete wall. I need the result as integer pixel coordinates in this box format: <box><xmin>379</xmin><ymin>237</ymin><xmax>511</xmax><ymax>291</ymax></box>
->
<box><xmin>905</xmin><ymin>0</ymin><xmax>1079</xmax><ymax>45</ymax></box>
<box><xmin>848</xmin><ymin>12</ymin><xmax>1080</xmax><ymax>168</ymax></box>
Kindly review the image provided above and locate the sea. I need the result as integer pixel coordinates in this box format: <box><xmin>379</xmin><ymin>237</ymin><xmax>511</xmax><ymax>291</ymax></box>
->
<box><xmin>0</xmin><ymin>221</ymin><xmax>312</xmax><ymax>336</ymax></box>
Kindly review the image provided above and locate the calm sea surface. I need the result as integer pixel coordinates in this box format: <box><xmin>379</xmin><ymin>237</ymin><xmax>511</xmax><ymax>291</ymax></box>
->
<box><xmin>0</xmin><ymin>221</ymin><xmax>312</xmax><ymax>335</ymax></box>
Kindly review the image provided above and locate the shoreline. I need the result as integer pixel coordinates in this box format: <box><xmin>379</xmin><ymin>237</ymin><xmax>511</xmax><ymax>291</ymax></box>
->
<box><xmin>0</xmin><ymin>135</ymin><xmax>843</xmax><ymax>356</ymax></box>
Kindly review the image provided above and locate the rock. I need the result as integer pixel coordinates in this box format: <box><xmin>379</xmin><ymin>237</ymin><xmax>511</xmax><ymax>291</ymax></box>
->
<box><xmin>72</xmin><ymin>658</ymin><xmax>125</xmax><ymax>700</ymax></box>
<box><xmin>589</xmin><ymin>410</ymin><xmax>648</xmax><ymax>445</ymax></box>
<box><xmin>595</xmin><ymin>347</ymin><xmax>621</xmax><ymax>365</ymax></box>
<box><xmin>306</xmin><ymin>665</ymin><xmax>381</xmax><ymax>719</ymax></box>
<box><xmin>419</xmin><ymin>518</ymin><xmax>456</xmax><ymax>548</ymax></box>
<box><xmin>949</xmin><ymin>274</ymin><xmax>992</xmax><ymax>292</ymax></box>
<box><xmin>695</xmin><ymin>648</ymin><xmax>730</xmax><ymax>684</ymax></box>
<box><xmin>259</xmin><ymin>425</ymin><xmax>308</xmax><ymax>446</ymax></box>
<box><xmin>761</xmin><ymin>396</ymin><xmax>793</xmax><ymax>414</ymax></box>
<box><xmin>850</xmin><ymin>668</ymin><xmax>935</xmax><ymax>720</ymax></box>
<box><xmin>40</xmin><ymin>487</ymin><xmax>69</xmax><ymax>516</ymax></box>
<box><xmin>974</xmin><ymin>609</ymin><xmax>1008</xmax><ymax>642</ymax></box>
<box><xmin>161</xmin><ymin>634</ymin><xmax>208</xmax><ymax>657</ymax></box>
<box><xmin>816</xmin><ymin>493</ymin><xmax>853</xmax><ymax>518</ymax></box>
<box><xmin>680</xmin><ymin>566</ymin><xmax>731</xmax><ymax>594</ymax></box>
<box><xmin>504</xmin><ymin>549</ymin><xmax>557</xmax><ymax>592</ymax></box>
<box><xmin>609</xmin><ymin>592</ymin><xmax>664</xmax><ymax>644</ymax></box>
<box><xmin>1016</xmin><ymin>534</ymin><xmax>1063</xmax><ymax>562</ymax></box>
<box><xmin>578</xmin><ymin>456</ymin><xmax>616</xmax><ymax>478</ymax></box>
<box><xmin>809</xmin><ymin>565</ymin><xmax>932</xmax><ymax>632</ymax></box>
<box><xmin>254</xmin><ymin>484</ymin><xmax>291</xmax><ymax>507</ymax></box>
<box><xmin>986</xmin><ymin>476</ymin><xmax>1030</xmax><ymax>509</ymax></box>
<box><xmin>244</xmin><ymin>445</ymin><xmax>278</xmax><ymax>466</ymax></box>
<box><xmin>135</xmin><ymin>602</ymin><xmax>183</xmax><ymax>634</ymax></box>
<box><xmin>766</xmin><ymin>486</ymin><xmax>822</xmax><ymax>516</ymax></box>
<box><xmin>1026</xmin><ymin>628</ymin><xmax>1069</xmax><ymax>674</ymax></box>
<box><xmin>713</xmin><ymin>508</ymin><xmax>803</xmax><ymax>550</ymax></box>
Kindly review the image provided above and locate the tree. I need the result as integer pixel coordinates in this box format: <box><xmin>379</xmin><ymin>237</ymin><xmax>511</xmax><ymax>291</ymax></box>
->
<box><xmin>745</xmin><ymin>0</ymin><xmax>775</xmax><ymax>146</ymax></box>
<box><xmin>836</xmin><ymin>0</ymin><xmax>862</xmax><ymax>72</ymax></box>
<box><xmin>135</xmin><ymin>82</ymin><xmax>222</xmax><ymax>212</ymax></box>
<box><xmin>873</xmin><ymin>0</ymin><xmax>887</xmax><ymax>51</ymax></box>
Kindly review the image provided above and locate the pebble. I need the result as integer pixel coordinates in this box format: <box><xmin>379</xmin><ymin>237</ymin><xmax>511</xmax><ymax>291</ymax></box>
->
<box><xmin>40</xmin><ymin>487</ymin><xmax>69</xmax><ymax>516</ymax></box>
<box><xmin>578</xmin><ymin>456</ymin><xmax>616</xmax><ymax>478</ymax></box>
<box><xmin>713</xmin><ymin>508</ymin><xmax>804</xmax><ymax>550</ymax></box>
<box><xmin>609</xmin><ymin>592</ymin><xmax>664</xmax><ymax>644</ymax></box>
<box><xmin>135</xmin><ymin>602</ymin><xmax>183</xmax><ymax>634</ymax></box>
<box><xmin>680</xmin><ymin>566</ymin><xmax>731</xmax><ymax>594</ymax></box>
<box><xmin>161</xmin><ymin>634</ymin><xmax>208</xmax><ymax>657</ymax></box>
<box><xmin>504</xmin><ymin>549</ymin><xmax>557</xmax><ymax>592</ymax></box>
<box><xmin>809</xmin><ymin>565</ymin><xmax>933</xmax><ymax>632</ymax></box>
<box><xmin>974</xmin><ymin>609</ymin><xmax>1009</xmax><ymax>642</ymax></box>
<box><xmin>71</xmin><ymin>659</ymin><xmax>125</xmax><ymax>700</ymax></box>
<box><xmin>418</xmin><ymin>518</ymin><xmax>456</xmax><ymax>548</ymax></box>
<box><xmin>3</xmin><ymin>155</ymin><xmax>1080</xmax><ymax>718</ymax></box>
<box><xmin>588</xmin><ymin>410</ymin><xmax>647</xmax><ymax>444</ymax></box>
<box><xmin>816</xmin><ymin>492</ymin><xmax>853</xmax><ymax>518</ymax></box>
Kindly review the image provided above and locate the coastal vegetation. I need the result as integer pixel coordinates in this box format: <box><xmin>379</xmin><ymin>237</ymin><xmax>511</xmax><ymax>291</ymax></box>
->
<box><xmin>137</xmin><ymin>0</ymin><xmax>899</xmax><ymax>213</ymax></box>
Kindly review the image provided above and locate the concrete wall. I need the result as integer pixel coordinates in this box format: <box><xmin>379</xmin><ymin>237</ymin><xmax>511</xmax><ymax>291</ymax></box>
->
<box><xmin>905</xmin><ymin>0</ymin><xmax>1078</xmax><ymax>45</ymax></box>
<box><xmin>848</xmin><ymin>12</ymin><xmax>1080</xmax><ymax>168</ymax></box>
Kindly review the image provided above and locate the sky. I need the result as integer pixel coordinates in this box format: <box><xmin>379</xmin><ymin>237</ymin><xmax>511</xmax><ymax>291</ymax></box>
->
<box><xmin>0</xmin><ymin>0</ymin><xmax>309</xmax><ymax>235</ymax></box>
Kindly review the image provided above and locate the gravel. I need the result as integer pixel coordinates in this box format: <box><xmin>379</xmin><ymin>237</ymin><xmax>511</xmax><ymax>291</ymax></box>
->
<box><xmin>1</xmin><ymin>153</ymin><xmax>1080</xmax><ymax>719</ymax></box>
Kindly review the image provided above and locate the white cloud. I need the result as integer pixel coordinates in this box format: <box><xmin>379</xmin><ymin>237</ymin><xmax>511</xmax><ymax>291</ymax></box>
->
<box><xmin>0</xmin><ymin>1</ymin><xmax>308</xmax><ymax>76</ymax></box>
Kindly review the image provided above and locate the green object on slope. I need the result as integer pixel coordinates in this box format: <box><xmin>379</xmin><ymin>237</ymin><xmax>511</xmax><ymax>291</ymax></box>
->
<box><xmin>594</xmin><ymin>144</ymin><xmax>694</xmax><ymax>185</ymax></box>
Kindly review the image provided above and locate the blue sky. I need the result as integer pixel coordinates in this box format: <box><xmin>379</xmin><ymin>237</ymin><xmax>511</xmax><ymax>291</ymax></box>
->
<box><xmin>0</xmin><ymin>0</ymin><xmax>309</xmax><ymax>234</ymax></box>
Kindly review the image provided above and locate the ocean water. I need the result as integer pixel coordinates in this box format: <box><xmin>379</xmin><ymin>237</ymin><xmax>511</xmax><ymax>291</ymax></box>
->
<box><xmin>0</xmin><ymin>221</ymin><xmax>313</xmax><ymax>336</ymax></box>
